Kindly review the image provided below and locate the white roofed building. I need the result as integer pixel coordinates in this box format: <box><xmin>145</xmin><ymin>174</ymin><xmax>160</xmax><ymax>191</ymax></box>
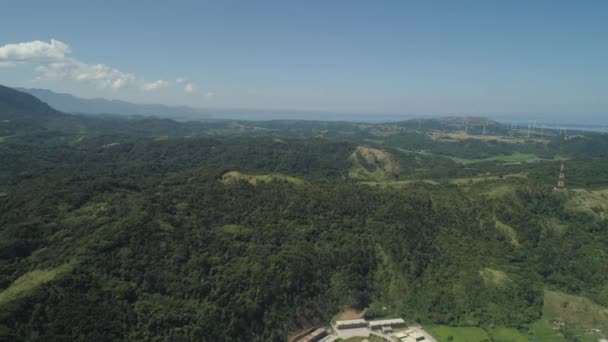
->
<box><xmin>369</xmin><ymin>318</ymin><xmax>406</xmax><ymax>330</ymax></box>
<box><xmin>335</xmin><ymin>319</ymin><xmax>368</xmax><ymax>330</ymax></box>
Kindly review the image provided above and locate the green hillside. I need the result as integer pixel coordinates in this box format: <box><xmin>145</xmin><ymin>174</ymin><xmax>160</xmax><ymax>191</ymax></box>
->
<box><xmin>1</xmin><ymin>87</ymin><xmax>608</xmax><ymax>341</ymax></box>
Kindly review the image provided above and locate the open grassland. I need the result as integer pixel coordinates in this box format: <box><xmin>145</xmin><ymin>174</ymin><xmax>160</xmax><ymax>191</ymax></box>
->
<box><xmin>428</xmin><ymin>131</ymin><xmax>549</xmax><ymax>144</ymax></box>
<box><xmin>358</xmin><ymin>179</ymin><xmax>439</xmax><ymax>189</ymax></box>
<box><xmin>527</xmin><ymin>289</ymin><xmax>608</xmax><ymax>341</ymax></box>
<box><xmin>567</xmin><ymin>189</ymin><xmax>608</xmax><ymax>220</ymax></box>
<box><xmin>529</xmin><ymin>319</ymin><xmax>566</xmax><ymax>342</ymax></box>
<box><xmin>543</xmin><ymin>289</ymin><xmax>608</xmax><ymax>338</ymax></box>
<box><xmin>0</xmin><ymin>263</ymin><xmax>74</xmax><ymax>306</ymax></box>
<box><xmin>221</xmin><ymin>171</ymin><xmax>304</xmax><ymax>185</ymax></box>
<box><xmin>425</xmin><ymin>325</ymin><xmax>490</xmax><ymax>342</ymax></box>
<box><xmin>449</xmin><ymin>173</ymin><xmax>528</xmax><ymax>185</ymax></box>
<box><xmin>427</xmin><ymin>326</ymin><xmax>530</xmax><ymax>342</ymax></box>
<box><xmin>452</xmin><ymin>152</ymin><xmax>537</xmax><ymax>165</ymax></box>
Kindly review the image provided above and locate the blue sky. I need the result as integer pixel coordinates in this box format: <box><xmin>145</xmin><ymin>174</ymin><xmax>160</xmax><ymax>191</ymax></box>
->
<box><xmin>1</xmin><ymin>0</ymin><xmax>607</xmax><ymax>118</ymax></box>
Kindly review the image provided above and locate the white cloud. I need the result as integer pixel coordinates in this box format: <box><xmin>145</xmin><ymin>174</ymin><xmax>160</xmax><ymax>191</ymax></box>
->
<box><xmin>0</xmin><ymin>39</ymin><xmax>197</xmax><ymax>93</ymax></box>
<box><xmin>184</xmin><ymin>82</ymin><xmax>197</xmax><ymax>93</ymax></box>
<box><xmin>0</xmin><ymin>39</ymin><xmax>70</xmax><ymax>63</ymax></box>
<box><xmin>143</xmin><ymin>80</ymin><xmax>170</xmax><ymax>91</ymax></box>
<box><xmin>35</xmin><ymin>60</ymin><xmax>136</xmax><ymax>90</ymax></box>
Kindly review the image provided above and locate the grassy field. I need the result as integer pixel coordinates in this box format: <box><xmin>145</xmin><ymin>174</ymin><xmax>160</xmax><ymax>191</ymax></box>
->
<box><xmin>358</xmin><ymin>179</ymin><xmax>439</xmax><ymax>189</ymax></box>
<box><xmin>529</xmin><ymin>319</ymin><xmax>566</xmax><ymax>342</ymax></box>
<box><xmin>567</xmin><ymin>189</ymin><xmax>608</xmax><ymax>220</ymax></box>
<box><xmin>495</xmin><ymin>220</ymin><xmax>521</xmax><ymax>247</ymax></box>
<box><xmin>452</xmin><ymin>152</ymin><xmax>537</xmax><ymax>165</ymax></box>
<box><xmin>479</xmin><ymin>267</ymin><xmax>511</xmax><ymax>287</ymax></box>
<box><xmin>488</xmin><ymin>327</ymin><xmax>529</xmax><ymax>341</ymax></box>
<box><xmin>424</xmin><ymin>289</ymin><xmax>608</xmax><ymax>342</ymax></box>
<box><xmin>221</xmin><ymin>171</ymin><xmax>304</xmax><ymax>185</ymax></box>
<box><xmin>427</xmin><ymin>325</ymin><xmax>531</xmax><ymax>342</ymax></box>
<box><xmin>524</xmin><ymin>289</ymin><xmax>608</xmax><ymax>342</ymax></box>
<box><xmin>448</xmin><ymin>173</ymin><xmax>528</xmax><ymax>185</ymax></box>
<box><xmin>425</xmin><ymin>325</ymin><xmax>490</xmax><ymax>342</ymax></box>
<box><xmin>0</xmin><ymin>263</ymin><xmax>74</xmax><ymax>305</ymax></box>
<box><xmin>543</xmin><ymin>289</ymin><xmax>608</xmax><ymax>339</ymax></box>
<box><xmin>429</xmin><ymin>131</ymin><xmax>520</xmax><ymax>143</ymax></box>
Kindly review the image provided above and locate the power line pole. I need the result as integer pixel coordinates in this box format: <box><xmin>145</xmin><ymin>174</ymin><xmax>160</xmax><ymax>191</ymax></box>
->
<box><xmin>554</xmin><ymin>161</ymin><xmax>567</xmax><ymax>192</ymax></box>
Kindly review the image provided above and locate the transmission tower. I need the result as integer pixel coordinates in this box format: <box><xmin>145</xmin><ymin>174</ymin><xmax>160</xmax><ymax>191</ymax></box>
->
<box><xmin>554</xmin><ymin>161</ymin><xmax>567</xmax><ymax>192</ymax></box>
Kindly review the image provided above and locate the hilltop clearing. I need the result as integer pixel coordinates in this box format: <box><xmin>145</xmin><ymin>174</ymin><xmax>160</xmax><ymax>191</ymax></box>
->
<box><xmin>349</xmin><ymin>145</ymin><xmax>400</xmax><ymax>181</ymax></box>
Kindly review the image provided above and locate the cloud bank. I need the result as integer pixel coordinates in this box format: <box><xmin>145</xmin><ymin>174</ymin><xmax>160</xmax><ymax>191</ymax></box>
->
<box><xmin>0</xmin><ymin>39</ymin><xmax>204</xmax><ymax>94</ymax></box>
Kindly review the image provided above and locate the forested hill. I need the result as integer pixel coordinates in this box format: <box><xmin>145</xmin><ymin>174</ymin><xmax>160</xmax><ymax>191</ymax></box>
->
<box><xmin>0</xmin><ymin>85</ymin><xmax>87</xmax><ymax>137</ymax></box>
<box><xmin>1</xmin><ymin>87</ymin><xmax>608</xmax><ymax>341</ymax></box>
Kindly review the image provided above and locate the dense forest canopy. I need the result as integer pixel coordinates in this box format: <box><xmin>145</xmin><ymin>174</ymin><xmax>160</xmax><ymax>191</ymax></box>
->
<box><xmin>1</xmin><ymin>86</ymin><xmax>607</xmax><ymax>341</ymax></box>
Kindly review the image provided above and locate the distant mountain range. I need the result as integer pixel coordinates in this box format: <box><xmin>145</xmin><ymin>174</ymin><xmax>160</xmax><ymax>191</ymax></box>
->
<box><xmin>14</xmin><ymin>87</ymin><xmax>422</xmax><ymax>122</ymax></box>
<box><xmin>16</xmin><ymin>88</ymin><xmax>213</xmax><ymax>121</ymax></box>
<box><xmin>0</xmin><ymin>85</ymin><xmax>222</xmax><ymax>143</ymax></box>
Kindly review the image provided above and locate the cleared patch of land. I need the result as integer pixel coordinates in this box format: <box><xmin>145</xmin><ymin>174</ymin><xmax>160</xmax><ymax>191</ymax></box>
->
<box><xmin>221</xmin><ymin>171</ymin><xmax>304</xmax><ymax>185</ymax></box>
<box><xmin>336</xmin><ymin>308</ymin><xmax>366</xmax><ymax>321</ymax></box>
<box><xmin>495</xmin><ymin>220</ymin><xmax>520</xmax><ymax>247</ymax></box>
<box><xmin>349</xmin><ymin>145</ymin><xmax>400</xmax><ymax>181</ymax></box>
<box><xmin>0</xmin><ymin>263</ymin><xmax>74</xmax><ymax>305</ymax></box>
<box><xmin>543</xmin><ymin>289</ymin><xmax>608</xmax><ymax>337</ymax></box>
<box><xmin>479</xmin><ymin>267</ymin><xmax>511</xmax><ymax>287</ymax></box>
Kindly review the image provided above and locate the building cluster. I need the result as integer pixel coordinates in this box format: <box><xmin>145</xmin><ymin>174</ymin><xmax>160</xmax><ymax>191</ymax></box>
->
<box><xmin>333</xmin><ymin>318</ymin><xmax>431</xmax><ymax>342</ymax></box>
<box><xmin>369</xmin><ymin>318</ymin><xmax>407</xmax><ymax>333</ymax></box>
<box><xmin>335</xmin><ymin>318</ymin><xmax>407</xmax><ymax>331</ymax></box>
